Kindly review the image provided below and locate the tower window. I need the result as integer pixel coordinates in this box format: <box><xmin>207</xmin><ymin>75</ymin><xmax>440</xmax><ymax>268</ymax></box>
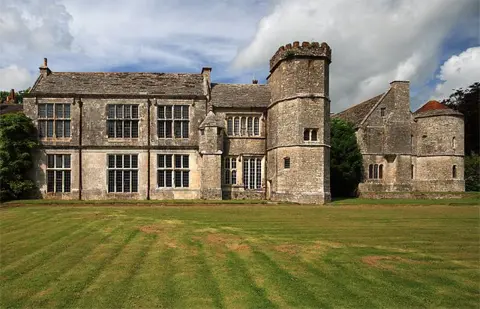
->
<box><xmin>411</xmin><ymin>164</ymin><xmax>414</xmax><ymax>179</ymax></box>
<box><xmin>380</xmin><ymin>107</ymin><xmax>386</xmax><ymax>117</ymax></box>
<box><xmin>284</xmin><ymin>157</ymin><xmax>290</xmax><ymax>169</ymax></box>
<box><xmin>452</xmin><ymin>165</ymin><xmax>457</xmax><ymax>179</ymax></box>
<box><xmin>304</xmin><ymin>128</ymin><xmax>318</xmax><ymax>141</ymax></box>
<box><xmin>452</xmin><ymin>137</ymin><xmax>456</xmax><ymax>149</ymax></box>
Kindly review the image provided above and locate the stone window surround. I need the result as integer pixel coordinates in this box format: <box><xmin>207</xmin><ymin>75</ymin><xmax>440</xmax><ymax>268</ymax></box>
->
<box><xmin>226</xmin><ymin>114</ymin><xmax>262</xmax><ymax>137</ymax></box>
<box><xmin>106</xmin><ymin>104</ymin><xmax>139</xmax><ymax>139</ymax></box>
<box><xmin>46</xmin><ymin>154</ymin><xmax>71</xmax><ymax>193</ymax></box>
<box><xmin>157</xmin><ymin>105</ymin><xmax>190</xmax><ymax>139</ymax></box>
<box><xmin>303</xmin><ymin>128</ymin><xmax>318</xmax><ymax>142</ymax></box>
<box><xmin>106</xmin><ymin>154</ymin><xmax>139</xmax><ymax>193</ymax></box>
<box><xmin>223</xmin><ymin>156</ymin><xmax>237</xmax><ymax>185</ymax></box>
<box><xmin>284</xmin><ymin>157</ymin><xmax>291</xmax><ymax>169</ymax></box>
<box><xmin>157</xmin><ymin>154</ymin><xmax>190</xmax><ymax>188</ymax></box>
<box><xmin>243</xmin><ymin>156</ymin><xmax>262</xmax><ymax>190</ymax></box>
<box><xmin>38</xmin><ymin>103</ymin><xmax>71</xmax><ymax>139</ymax></box>
<box><xmin>368</xmin><ymin>163</ymin><xmax>383</xmax><ymax>180</ymax></box>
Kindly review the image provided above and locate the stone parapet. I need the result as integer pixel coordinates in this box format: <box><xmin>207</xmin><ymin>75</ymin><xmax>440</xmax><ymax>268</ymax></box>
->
<box><xmin>269</xmin><ymin>41</ymin><xmax>332</xmax><ymax>72</ymax></box>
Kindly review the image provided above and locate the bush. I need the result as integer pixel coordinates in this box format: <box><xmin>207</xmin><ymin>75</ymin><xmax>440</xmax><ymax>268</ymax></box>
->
<box><xmin>331</xmin><ymin>118</ymin><xmax>363</xmax><ymax>197</ymax></box>
<box><xmin>465</xmin><ymin>154</ymin><xmax>480</xmax><ymax>192</ymax></box>
<box><xmin>0</xmin><ymin>113</ymin><xmax>39</xmax><ymax>201</ymax></box>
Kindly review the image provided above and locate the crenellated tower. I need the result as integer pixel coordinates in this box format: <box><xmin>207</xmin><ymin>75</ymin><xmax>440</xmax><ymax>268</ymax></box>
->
<box><xmin>266</xmin><ymin>41</ymin><xmax>332</xmax><ymax>204</ymax></box>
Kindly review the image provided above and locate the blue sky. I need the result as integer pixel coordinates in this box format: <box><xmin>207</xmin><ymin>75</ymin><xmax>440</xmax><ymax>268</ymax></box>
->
<box><xmin>1</xmin><ymin>0</ymin><xmax>478</xmax><ymax>112</ymax></box>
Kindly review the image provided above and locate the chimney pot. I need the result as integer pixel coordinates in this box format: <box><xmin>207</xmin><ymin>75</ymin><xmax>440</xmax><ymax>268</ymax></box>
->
<box><xmin>252</xmin><ymin>79</ymin><xmax>258</xmax><ymax>84</ymax></box>
<box><xmin>43</xmin><ymin>58</ymin><xmax>48</xmax><ymax>67</ymax></box>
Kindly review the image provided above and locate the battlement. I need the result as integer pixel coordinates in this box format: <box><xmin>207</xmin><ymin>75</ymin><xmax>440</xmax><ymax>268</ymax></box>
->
<box><xmin>269</xmin><ymin>41</ymin><xmax>332</xmax><ymax>72</ymax></box>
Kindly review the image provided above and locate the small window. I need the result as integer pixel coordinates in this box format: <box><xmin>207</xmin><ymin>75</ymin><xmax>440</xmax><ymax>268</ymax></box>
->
<box><xmin>380</xmin><ymin>107</ymin><xmax>386</xmax><ymax>117</ymax></box>
<box><xmin>452</xmin><ymin>137</ymin><xmax>456</xmax><ymax>149</ymax></box>
<box><xmin>411</xmin><ymin>164</ymin><xmax>414</xmax><ymax>179</ymax></box>
<box><xmin>368</xmin><ymin>164</ymin><xmax>373</xmax><ymax>179</ymax></box>
<box><xmin>304</xmin><ymin>128</ymin><xmax>318</xmax><ymax>141</ymax></box>
<box><xmin>368</xmin><ymin>163</ymin><xmax>383</xmax><ymax>180</ymax></box>
<box><xmin>379</xmin><ymin>164</ymin><xmax>383</xmax><ymax>179</ymax></box>
<box><xmin>452</xmin><ymin>165</ymin><xmax>457</xmax><ymax>179</ymax></box>
<box><xmin>284</xmin><ymin>157</ymin><xmax>290</xmax><ymax>169</ymax></box>
<box><xmin>226</xmin><ymin>116</ymin><xmax>261</xmax><ymax>137</ymax></box>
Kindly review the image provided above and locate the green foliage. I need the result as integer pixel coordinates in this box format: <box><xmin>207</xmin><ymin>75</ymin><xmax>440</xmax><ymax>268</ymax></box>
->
<box><xmin>0</xmin><ymin>88</ymin><xmax>29</xmax><ymax>104</ymax></box>
<box><xmin>330</xmin><ymin>118</ymin><xmax>363</xmax><ymax>197</ymax></box>
<box><xmin>442</xmin><ymin>82</ymin><xmax>479</xmax><ymax>155</ymax></box>
<box><xmin>283</xmin><ymin>50</ymin><xmax>295</xmax><ymax>59</ymax></box>
<box><xmin>0</xmin><ymin>112</ymin><xmax>39</xmax><ymax>201</ymax></box>
<box><xmin>465</xmin><ymin>154</ymin><xmax>480</xmax><ymax>192</ymax></box>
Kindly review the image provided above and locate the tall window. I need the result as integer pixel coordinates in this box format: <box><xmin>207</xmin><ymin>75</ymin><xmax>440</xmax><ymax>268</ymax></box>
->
<box><xmin>107</xmin><ymin>105</ymin><xmax>139</xmax><ymax>138</ymax></box>
<box><xmin>157</xmin><ymin>105</ymin><xmax>189</xmax><ymax>138</ymax></box>
<box><xmin>226</xmin><ymin>116</ymin><xmax>260</xmax><ymax>137</ymax></box>
<box><xmin>157</xmin><ymin>154</ymin><xmax>189</xmax><ymax>188</ymax></box>
<box><xmin>224</xmin><ymin>157</ymin><xmax>237</xmax><ymax>185</ymax></box>
<box><xmin>46</xmin><ymin>154</ymin><xmax>71</xmax><ymax>193</ymax></box>
<box><xmin>380</xmin><ymin>107</ymin><xmax>386</xmax><ymax>117</ymax></box>
<box><xmin>284</xmin><ymin>157</ymin><xmax>291</xmax><ymax>169</ymax></box>
<box><xmin>411</xmin><ymin>164</ymin><xmax>415</xmax><ymax>179</ymax></box>
<box><xmin>38</xmin><ymin>103</ymin><xmax>71</xmax><ymax>138</ymax></box>
<box><xmin>368</xmin><ymin>164</ymin><xmax>383</xmax><ymax>179</ymax></box>
<box><xmin>452</xmin><ymin>137</ymin><xmax>456</xmax><ymax>149</ymax></box>
<box><xmin>107</xmin><ymin>154</ymin><xmax>138</xmax><ymax>193</ymax></box>
<box><xmin>243</xmin><ymin>157</ymin><xmax>262</xmax><ymax>190</ymax></box>
<box><xmin>452</xmin><ymin>165</ymin><xmax>457</xmax><ymax>179</ymax></box>
<box><xmin>304</xmin><ymin>128</ymin><xmax>318</xmax><ymax>141</ymax></box>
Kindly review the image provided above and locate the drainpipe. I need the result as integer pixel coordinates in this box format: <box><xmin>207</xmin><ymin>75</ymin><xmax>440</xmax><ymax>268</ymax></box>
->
<box><xmin>147</xmin><ymin>99</ymin><xmax>151</xmax><ymax>200</ymax></box>
<box><xmin>78</xmin><ymin>98</ymin><xmax>83</xmax><ymax>200</ymax></box>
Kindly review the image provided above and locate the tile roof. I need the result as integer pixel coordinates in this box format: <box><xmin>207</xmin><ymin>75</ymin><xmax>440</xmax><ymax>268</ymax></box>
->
<box><xmin>414</xmin><ymin>100</ymin><xmax>449</xmax><ymax>113</ymax></box>
<box><xmin>332</xmin><ymin>93</ymin><xmax>384</xmax><ymax>127</ymax></box>
<box><xmin>30</xmin><ymin>72</ymin><xmax>205</xmax><ymax>96</ymax></box>
<box><xmin>414</xmin><ymin>100</ymin><xmax>462</xmax><ymax>117</ymax></box>
<box><xmin>210</xmin><ymin>83</ymin><xmax>270</xmax><ymax>108</ymax></box>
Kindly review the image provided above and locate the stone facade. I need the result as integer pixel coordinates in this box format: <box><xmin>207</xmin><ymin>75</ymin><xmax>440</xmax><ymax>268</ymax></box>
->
<box><xmin>23</xmin><ymin>41</ymin><xmax>333</xmax><ymax>204</ymax></box>
<box><xmin>334</xmin><ymin>82</ymin><xmax>465</xmax><ymax>193</ymax></box>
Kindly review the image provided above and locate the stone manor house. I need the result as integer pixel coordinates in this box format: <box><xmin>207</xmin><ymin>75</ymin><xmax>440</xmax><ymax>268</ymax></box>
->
<box><xmin>23</xmin><ymin>41</ymin><xmax>464</xmax><ymax>204</ymax></box>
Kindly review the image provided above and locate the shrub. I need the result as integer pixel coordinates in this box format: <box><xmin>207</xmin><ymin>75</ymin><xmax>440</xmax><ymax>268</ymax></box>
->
<box><xmin>465</xmin><ymin>154</ymin><xmax>480</xmax><ymax>192</ymax></box>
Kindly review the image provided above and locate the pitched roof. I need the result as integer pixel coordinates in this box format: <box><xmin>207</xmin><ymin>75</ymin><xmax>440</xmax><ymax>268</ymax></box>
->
<box><xmin>30</xmin><ymin>72</ymin><xmax>205</xmax><ymax>96</ymax></box>
<box><xmin>414</xmin><ymin>100</ymin><xmax>449</xmax><ymax>113</ymax></box>
<box><xmin>333</xmin><ymin>93</ymin><xmax>384</xmax><ymax>127</ymax></box>
<box><xmin>414</xmin><ymin>100</ymin><xmax>462</xmax><ymax>117</ymax></box>
<box><xmin>210</xmin><ymin>83</ymin><xmax>270</xmax><ymax>108</ymax></box>
<box><xmin>0</xmin><ymin>104</ymin><xmax>23</xmax><ymax>115</ymax></box>
<box><xmin>199</xmin><ymin>111</ymin><xmax>225</xmax><ymax>129</ymax></box>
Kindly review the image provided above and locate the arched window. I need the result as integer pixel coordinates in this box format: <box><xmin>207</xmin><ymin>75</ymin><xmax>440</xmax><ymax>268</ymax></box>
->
<box><xmin>379</xmin><ymin>164</ymin><xmax>383</xmax><ymax>179</ymax></box>
<box><xmin>452</xmin><ymin>165</ymin><xmax>457</xmax><ymax>179</ymax></box>
<box><xmin>411</xmin><ymin>164</ymin><xmax>414</xmax><ymax>179</ymax></box>
<box><xmin>373</xmin><ymin>164</ymin><xmax>379</xmax><ymax>179</ymax></box>
<box><xmin>368</xmin><ymin>164</ymin><xmax>373</xmax><ymax>179</ymax></box>
<box><xmin>284</xmin><ymin>157</ymin><xmax>290</xmax><ymax>169</ymax></box>
<box><xmin>452</xmin><ymin>137</ymin><xmax>456</xmax><ymax>149</ymax></box>
<box><xmin>233</xmin><ymin>117</ymin><xmax>240</xmax><ymax>135</ymax></box>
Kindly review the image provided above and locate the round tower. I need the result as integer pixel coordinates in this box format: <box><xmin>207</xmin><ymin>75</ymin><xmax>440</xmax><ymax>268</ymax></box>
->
<box><xmin>266</xmin><ymin>41</ymin><xmax>332</xmax><ymax>204</ymax></box>
<box><xmin>413</xmin><ymin>100</ymin><xmax>464</xmax><ymax>191</ymax></box>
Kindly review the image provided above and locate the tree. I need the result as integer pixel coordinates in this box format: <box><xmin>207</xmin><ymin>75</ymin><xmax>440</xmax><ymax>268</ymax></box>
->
<box><xmin>464</xmin><ymin>155</ymin><xmax>480</xmax><ymax>192</ymax></box>
<box><xmin>0</xmin><ymin>88</ymin><xmax>29</xmax><ymax>104</ymax></box>
<box><xmin>330</xmin><ymin>118</ymin><xmax>363</xmax><ymax>197</ymax></box>
<box><xmin>0</xmin><ymin>113</ymin><xmax>39</xmax><ymax>201</ymax></box>
<box><xmin>442</xmin><ymin>82</ymin><xmax>479</xmax><ymax>155</ymax></box>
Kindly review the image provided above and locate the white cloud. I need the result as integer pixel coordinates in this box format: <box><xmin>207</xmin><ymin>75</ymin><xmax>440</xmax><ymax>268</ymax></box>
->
<box><xmin>434</xmin><ymin>47</ymin><xmax>480</xmax><ymax>100</ymax></box>
<box><xmin>0</xmin><ymin>65</ymin><xmax>35</xmax><ymax>90</ymax></box>
<box><xmin>233</xmin><ymin>0</ymin><xmax>477</xmax><ymax>112</ymax></box>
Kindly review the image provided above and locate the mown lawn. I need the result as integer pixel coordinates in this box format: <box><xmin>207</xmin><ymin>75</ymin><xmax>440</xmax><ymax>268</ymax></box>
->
<box><xmin>1</xmin><ymin>204</ymin><xmax>479</xmax><ymax>308</ymax></box>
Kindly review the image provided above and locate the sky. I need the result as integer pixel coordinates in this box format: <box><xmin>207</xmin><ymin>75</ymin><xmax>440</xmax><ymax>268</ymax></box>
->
<box><xmin>0</xmin><ymin>0</ymin><xmax>478</xmax><ymax>112</ymax></box>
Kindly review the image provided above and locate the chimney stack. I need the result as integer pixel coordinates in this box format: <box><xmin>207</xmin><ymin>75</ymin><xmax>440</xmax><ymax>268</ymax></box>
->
<box><xmin>39</xmin><ymin>57</ymin><xmax>51</xmax><ymax>77</ymax></box>
<box><xmin>6</xmin><ymin>89</ymin><xmax>15</xmax><ymax>104</ymax></box>
<box><xmin>252</xmin><ymin>79</ymin><xmax>258</xmax><ymax>84</ymax></box>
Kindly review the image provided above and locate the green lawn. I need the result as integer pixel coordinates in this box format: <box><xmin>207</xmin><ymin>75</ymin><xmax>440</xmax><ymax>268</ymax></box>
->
<box><xmin>1</xmin><ymin>204</ymin><xmax>479</xmax><ymax>308</ymax></box>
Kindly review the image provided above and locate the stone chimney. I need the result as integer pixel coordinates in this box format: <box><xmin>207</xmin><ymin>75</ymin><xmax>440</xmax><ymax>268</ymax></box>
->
<box><xmin>39</xmin><ymin>57</ymin><xmax>51</xmax><ymax>77</ymax></box>
<box><xmin>201</xmin><ymin>67</ymin><xmax>212</xmax><ymax>102</ymax></box>
<box><xmin>6</xmin><ymin>89</ymin><xmax>15</xmax><ymax>104</ymax></box>
<box><xmin>252</xmin><ymin>79</ymin><xmax>258</xmax><ymax>84</ymax></box>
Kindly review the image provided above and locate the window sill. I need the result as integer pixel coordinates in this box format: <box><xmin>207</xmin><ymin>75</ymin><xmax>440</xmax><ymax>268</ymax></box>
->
<box><xmin>40</xmin><ymin>138</ymin><xmax>72</xmax><ymax>141</ymax></box>
<box><xmin>227</xmin><ymin>136</ymin><xmax>264</xmax><ymax>139</ymax></box>
<box><xmin>106</xmin><ymin>138</ymin><xmax>139</xmax><ymax>141</ymax></box>
<box><xmin>155</xmin><ymin>187</ymin><xmax>192</xmax><ymax>191</ymax></box>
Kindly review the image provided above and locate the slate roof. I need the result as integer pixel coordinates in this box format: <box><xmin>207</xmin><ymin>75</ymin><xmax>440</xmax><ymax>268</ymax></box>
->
<box><xmin>333</xmin><ymin>93</ymin><xmax>384</xmax><ymax>127</ymax></box>
<box><xmin>210</xmin><ymin>83</ymin><xmax>270</xmax><ymax>108</ymax></box>
<box><xmin>30</xmin><ymin>72</ymin><xmax>205</xmax><ymax>96</ymax></box>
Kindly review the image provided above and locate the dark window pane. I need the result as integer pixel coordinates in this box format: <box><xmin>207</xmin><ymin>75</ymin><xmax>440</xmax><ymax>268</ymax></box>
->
<box><xmin>39</xmin><ymin>104</ymin><xmax>46</xmax><ymax>118</ymax></box>
<box><xmin>165</xmin><ymin>121</ymin><xmax>172</xmax><ymax>138</ymax></box>
<box><xmin>158</xmin><ymin>155</ymin><xmax>164</xmax><ymax>168</ymax></box>
<box><xmin>124</xmin><ymin>155</ymin><xmax>131</xmax><ymax>168</ymax></box>
<box><xmin>165</xmin><ymin>155</ymin><xmax>172</xmax><ymax>168</ymax></box>
<box><xmin>64</xmin><ymin>104</ymin><xmax>70</xmax><ymax>118</ymax></box>
<box><xmin>132</xmin><ymin>105</ymin><xmax>138</xmax><ymax>118</ymax></box>
<box><xmin>175</xmin><ymin>155</ymin><xmax>182</xmax><ymax>168</ymax></box>
<box><xmin>284</xmin><ymin>157</ymin><xmax>290</xmax><ymax>169</ymax></box>
<box><xmin>56</xmin><ymin>170</ymin><xmax>63</xmax><ymax>192</ymax></box>
<box><xmin>64</xmin><ymin>121</ymin><xmax>71</xmax><ymax>137</ymax></box>
<box><xmin>132</xmin><ymin>171</ymin><xmax>138</xmax><ymax>192</ymax></box>
<box><xmin>158</xmin><ymin>121</ymin><xmax>165</xmax><ymax>138</ymax></box>
<box><xmin>368</xmin><ymin>164</ymin><xmax>373</xmax><ymax>179</ymax></box>
<box><xmin>379</xmin><ymin>165</ymin><xmax>383</xmax><ymax>179</ymax></box>
<box><xmin>158</xmin><ymin>170</ymin><xmax>165</xmax><ymax>187</ymax></box>
<box><xmin>165</xmin><ymin>106</ymin><xmax>172</xmax><ymax>119</ymax></box>
<box><xmin>183</xmin><ymin>155</ymin><xmax>189</xmax><ymax>168</ymax></box>
<box><xmin>158</xmin><ymin>106</ymin><xmax>165</xmax><ymax>119</ymax></box>
<box><xmin>254</xmin><ymin>118</ymin><xmax>260</xmax><ymax>136</ymax></box>
<box><xmin>47</xmin><ymin>155</ymin><xmax>54</xmax><ymax>168</ymax></box>
<box><xmin>132</xmin><ymin>121</ymin><xmax>138</xmax><ymax>138</ymax></box>
<box><xmin>47</xmin><ymin>120</ymin><xmax>54</xmax><ymax>137</ymax></box>
<box><xmin>47</xmin><ymin>171</ymin><xmax>55</xmax><ymax>192</ymax></box>
<box><xmin>174</xmin><ymin>121</ymin><xmax>181</xmax><ymax>138</ymax></box>
<box><xmin>56</xmin><ymin>121</ymin><xmax>64</xmax><ymax>137</ymax></box>
<box><xmin>175</xmin><ymin>171</ymin><xmax>182</xmax><ymax>187</ymax></box>
<box><xmin>174</xmin><ymin>106</ymin><xmax>182</xmax><ymax>119</ymax></box>
<box><xmin>116</xmin><ymin>170</ymin><xmax>123</xmax><ymax>192</ymax></box>
<box><xmin>182</xmin><ymin>121</ymin><xmax>189</xmax><ymax>138</ymax></box>
<box><xmin>243</xmin><ymin>159</ymin><xmax>249</xmax><ymax>189</ymax></box>
<box><xmin>311</xmin><ymin>129</ymin><xmax>318</xmax><ymax>141</ymax></box>
<box><xmin>182</xmin><ymin>106</ymin><xmax>189</xmax><ymax>119</ymax></box>
<box><xmin>39</xmin><ymin>121</ymin><xmax>46</xmax><ymax>137</ymax></box>
<box><xmin>124</xmin><ymin>121</ymin><xmax>131</xmax><ymax>138</ymax></box>
<box><xmin>108</xmin><ymin>155</ymin><xmax>115</xmax><ymax>168</ymax></box>
<box><xmin>55</xmin><ymin>104</ymin><xmax>63</xmax><ymax>118</ymax></box>
<box><xmin>166</xmin><ymin>170</ymin><xmax>172</xmax><ymax>187</ymax></box>
<box><xmin>116</xmin><ymin>121</ymin><xmax>123</xmax><ymax>138</ymax></box>
<box><xmin>47</xmin><ymin>104</ymin><xmax>54</xmax><ymax>118</ymax></box>
<box><xmin>234</xmin><ymin>118</ymin><xmax>239</xmax><ymax>135</ymax></box>
<box><xmin>56</xmin><ymin>155</ymin><xmax>63</xmax><ymax>168</ymax></box>
<box><xmin>183</xmin><ymin>171</ymin><xmax>189</xmax><ymax>187</ymax></box>
<box><xmin>107</xmin><ymin>121</ymin><xmax>115</xmax><ymax>137</ymax></box>
<box><xmin>108</xmin><ymin>105</ymin><xmax>115</xmax><ymax>119</ymax></box>
<box><xmin>64</xmin><ymin>171</ymin><xmax>71</xmax><ymax>192</ymax></box>
<box><xmin>231</xmin><ymin>158</ymin><xmax>236</xmax><ymax>169</ymax></box>
<box><xmin>304</xmin><ymin>129</ymin><xmax>309</xmax><ymax>141</ymax></box>
<box><xmin>225</xmin><ymin>170</ymin><xmax>230</xmax><ymax>185</ymax></box>
<box><xmin>124</xmin><ymin>105</ymin><xmax>131</xmax><ymax>118</ymax></box>
<box><xmin>248</xmin><ymin>117</ymin><xmax>253</xmax><ymax>136</ymax></box>
<box><xmin>64</xmin><ymin>155</ymin><xmax>71</xmax><ymax>168</ymax></box>
<box><xmin>131</xmin><ymin>155</ymin><xmax>138</xmax><ymax>168</ymax></box>
<box><xmin>256</xmin><ymin>159</ymin><xmax>261</xmax><ymax>189</ymax></box>
<box><xmin>232</xmin><ymin>170</ymin><xmax>237</xmax><ymax>184</ymax></box>
<box><xmin>124</xmin><ymin>170</ymin><xmax>131</xmax><ymax>192</ymax></box>
<box><xmin>116</xmin><ymin>105</ymin><xmax>123</xmax><ymax>118</ymax></box>
<box><xmin>227</xmin><ymin>118</ymin><xmax>233</xmax><ymax>135</ymax></box>
<box><xmin>108</xmin><ymin>170</ymin><xmax>115</xmax><ymax>192</ymax></box>
<box><xmin>224</xmin><ymin>158</ymin><xmax>230</xmax><ymax>169</ymax></box>
<box><xmin>116</xmin><ymin>155</ymin><xmax>123</xmax><ymax>168</ymax></box>
<box><xmin>241</xmin><ymin>117</ymin><xmax>246</xmax><ymax>136</ymax></box>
